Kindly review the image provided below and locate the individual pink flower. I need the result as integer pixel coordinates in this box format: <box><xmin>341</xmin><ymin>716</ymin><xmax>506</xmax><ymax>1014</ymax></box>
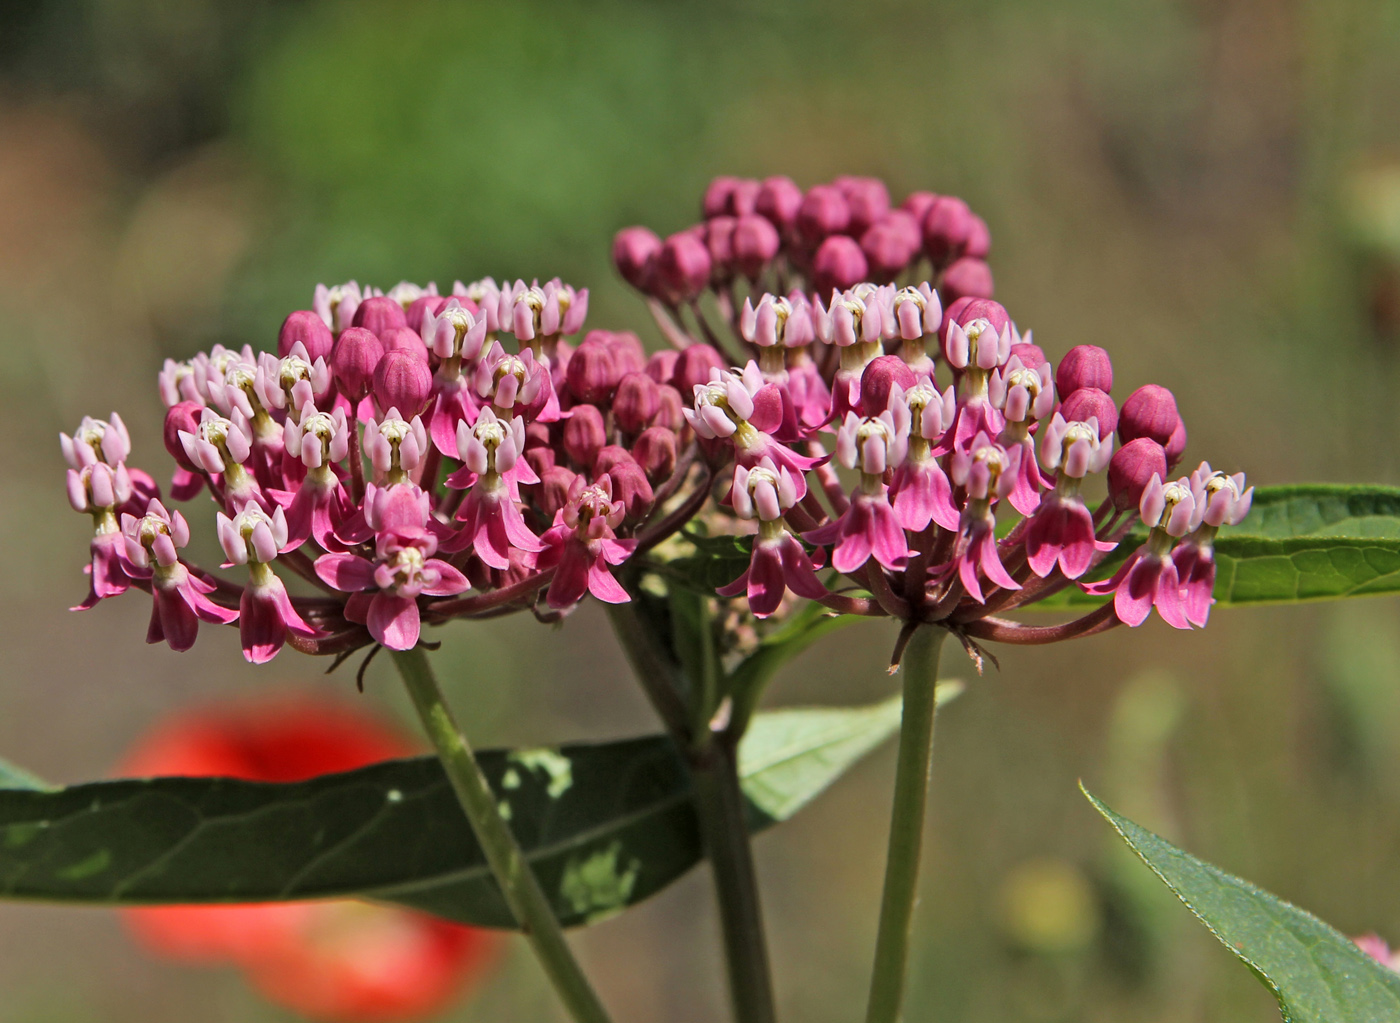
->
<box><xmin>364</xmin><ymin>409</ymin><xmax>429</xmax><ymax>486</ymax></box>
<box><xmin>1082</xmin><ymin>473</ymin><xmax>1196</xmax><ymax>629</ymax></box>
<box><xmin>123</xmin><ymin>501</ymin><xmax>239</xmax><ymax>652</ymax></box>
<box><xmin>423</xmin><ymin>300</ymin><xmax>488</xmax><ymax>455</ymax></box>
<box><xmin>512</xmin><ymin>279</ymin><xmax>589</xmax><ymax>347</ymax></box>
<box><xmin>61</xmin><ymin>412</ymin><xmax>131</xmax><ymax>470</ymax></box>
<box><xmin>255</xmin><ymin>342</ymin><xmax>332</xmax><ymax>427</ymax></box>
<box><xmin>944</xmin><ymin>432</ymin><xmax>1022</xmax><ymax>602</ymax></box>
<box><xmin>440</xmin><ymin>409</ymin><xmax>545</xmax><ymax>569</ymax></box>
<box><xmin>887</xmin><ymin>381</ymin><xmax>960</xmax><ymax>533</ymax></box>
<box><xmin>276</xmin><ymin>404</ymin><xmax>351</xmax><ymax>551</ymax></box>
<box><xmin>989</xmin><ymin>354</ymin><xmax>1056</xmax><ymax>515</ymax></box>
<box><xmin>717</xmin><ymin>459</ymin><xmax>827</xmax><ymax>616</ymax></box>
<box><xmin>474</xmin><ymin>341</ymin><xmax>562</xmax><ymax>423</ymax></box>
<box><xmin>812</xmin><ymin>285</ymin><xmax>893</xmax><ymax>423</ymax></box>
<box><xmin>313</xmin><ymin>280</ymin><xmax>363</xmax><ymax>334</ymax></box>
<box><xmin>66</xmin><ymin>461</ymin><xmax>137</xmax><ymax>610</ymax></box>
<box><xmin>217</xmin><ymin>503</ymin><xmax>320</xmax><ymax>664</ymax></box>
<box><xmin>943</xmin><ymin>316</ymin><xmax>1011</xmax><ymax>447</ymax></box>
<box><xmin>1171</xmin><ymin>463</ymin><xmax>1253</xmax><ymax>626</ymax></box>
<box><xmin>890</xmin><ymin>283</ymin><xmax>943</xmax><ymax>377</ymax></box>
<box><xmin>738</xmin><ymin>293</ymin><xmax>814</xmax><ymax>440</ymax></box>
<box><xmin>537</xmin><ymin>476</ymin><xmax>636</xmax><ymax>609</ymax></box>
<box><xmin>1025</xmin><ymin>414</ymin><xmax>1116</xmax><ymax>579</ymax></box>
<box><xmin>178</xmin><ymin>407</ymin><xmax>264</xmax><ymax>512</ymax></box>
<box><xmin>315</xmin><ymin>484</ymin><xmax>469</xmax><ymax>650</ymax></box>
<box><xmin>804</xmin><ymin>410</ymin><xmax>912</xmax><ymax>573</ymax></box>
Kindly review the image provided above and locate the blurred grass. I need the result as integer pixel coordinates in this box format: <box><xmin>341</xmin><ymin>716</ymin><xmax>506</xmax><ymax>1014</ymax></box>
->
<box><xmin>3</xmin><ymin>0</ymin><xmax>1400</xmax><ymax>1020</ymax></box>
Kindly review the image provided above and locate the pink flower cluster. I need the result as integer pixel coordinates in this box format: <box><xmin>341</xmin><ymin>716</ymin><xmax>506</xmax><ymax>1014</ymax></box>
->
<box><xmin>62</xmin><ymin>175</ymin><xmax>1251</xmax><ymax>670</ymax></box>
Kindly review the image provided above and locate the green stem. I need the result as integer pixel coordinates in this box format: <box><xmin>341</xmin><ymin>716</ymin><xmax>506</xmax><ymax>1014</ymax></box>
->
<box><xmin>691</xmin><ymin>737</ymin><xmax>778</xmax><ymax>1023</ymax></box>
<box><xmin>390</xmin><ymin>646</ymin><xmax>614</xmax><ymax>1023</ymax></box>
<box><xmin>865</xmin><ymin>625</ymin><xmax>948</xmax><ymax>1023</ymax></box>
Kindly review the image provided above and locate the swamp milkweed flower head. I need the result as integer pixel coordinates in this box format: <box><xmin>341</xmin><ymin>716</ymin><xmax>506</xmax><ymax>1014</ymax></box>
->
<box><xmin>62</xmin><ymin>174</ymin><xmax>1249</xmax><ymax>680</ymax></box>
<box><xmin>117</xmin><ymin>696</ymin><xmax>497</xmax><ymax>1022</ymax></box>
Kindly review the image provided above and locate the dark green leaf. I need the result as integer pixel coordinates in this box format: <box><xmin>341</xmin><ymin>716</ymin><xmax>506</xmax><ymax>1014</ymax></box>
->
<box><xmin>667</xmin><ymin>532</ymin><xmax>753</xmax><ymax>593</ymax></box>
<box><xmin>1084</xmin><ymin>786</ymin><xmax>1400</xmax><ymax>1022</ymax></box>
<box><xmin>0</xmin><ymin>701</ymin><xmax>902</xmax><ymax>929</ymax></box>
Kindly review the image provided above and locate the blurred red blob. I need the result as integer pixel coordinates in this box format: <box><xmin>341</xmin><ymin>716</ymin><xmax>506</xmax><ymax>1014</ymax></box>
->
<box><xmin>118</xmin><ymin>697</ymin><xmax>497</xmax><ymax>1022</ymax></box>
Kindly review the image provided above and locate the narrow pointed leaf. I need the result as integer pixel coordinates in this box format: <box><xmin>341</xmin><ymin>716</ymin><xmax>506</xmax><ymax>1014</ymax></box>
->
<box><xmin>0</xmin><ymin>700</ymin><xmax>903</xmax><ymax>928</ymax></box>
<box><xmin>1084</xmin><ymin>785</ymin><xmax>1400</xmax><ymax>1022</ymax></box>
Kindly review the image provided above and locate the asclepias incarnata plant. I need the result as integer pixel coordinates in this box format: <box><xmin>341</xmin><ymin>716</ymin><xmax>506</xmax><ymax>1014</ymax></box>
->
<box><xmin>10</xmin><ymin>172</ymin><xmax>1400</xmax><ymax>1023</ymax></box>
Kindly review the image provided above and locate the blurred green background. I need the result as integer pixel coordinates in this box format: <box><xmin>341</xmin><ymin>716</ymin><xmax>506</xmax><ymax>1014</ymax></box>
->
<box><xmin>4</xmin><ymin>0</ymin><xmax>1400</xmax><ymax>1019</ymax></box>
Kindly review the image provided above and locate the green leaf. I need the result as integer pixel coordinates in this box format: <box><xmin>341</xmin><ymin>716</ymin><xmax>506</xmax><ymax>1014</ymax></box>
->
<box><xmin>0</xmin><ymin>757</ymin><xmax>51</xmax><ymax>792</ymax></box>
<box><xmin>728</xmin><ymin>601</ymin><xmax>858</xmax><ymax>734</ymax></box>
<box><xmin>0</xmin><ymin>701</ymin><xmax>903</xmax><ymax>929</ymax></box>
<box><xmin>1084</xmin><ymin>786</ymin><xmax>1400</xmax><ymax>1022</ymax></box>
<box><xmin>1225</xmin><ymin>484</ymin><xmax>1400</xmax><ymax>540</ymax></box>
<box><xmin>667</xmin><ymin>532</ymin><xmax>753</xmax><ymax>593</ymax></box>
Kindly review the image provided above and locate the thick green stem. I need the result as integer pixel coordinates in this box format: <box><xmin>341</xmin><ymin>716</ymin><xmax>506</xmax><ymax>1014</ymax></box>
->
<box><xmin>692</xmin><ymin>738</ymin><xmax>777</xmax><ymax>1023</ymax></box>
<box><xmin>390</xmin><ymin>646</ymin><xmax>614</xmax><ymax>1023</ymax></box>
<box><xmin>865</xmin><ymin>625</ymin><xmax>948</xmax><ymax>1023</ymax></box>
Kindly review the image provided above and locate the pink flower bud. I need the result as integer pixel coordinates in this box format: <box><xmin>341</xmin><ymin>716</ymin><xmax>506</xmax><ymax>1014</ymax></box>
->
<box><xmin>703</xmin><ymin>176</ymin><xmax>741</xmax><ymax>218</ymax></box>
<box><xmin>405</xmin><ymin>293</ymin><xmax>449</xmax><ymax>335</ymax></box>
<box><xmin>1055</xmin><ymin>345</ymin><xmax>1113</xmax><ymax>396</ymax></box>
<box><xmin>653</xmin><ymin>384</ymin><xmax>685</xmax><ymax>432</ymax></box>
<box><xmin>901</xmin><ymin>190</ymin><xmax>939</xmax><ymax>223</ymax></box>
<box><xmin>605</xmin><ymin>331</ymin><xmax>646</xmax><ymax>375</ymax></box>
<box><xmin>524</xmin><ymin>446</ymin><xmax>555</xmax><ymax>480</ymax></box>
<box><xmin>798</xmin><ymin>185</ymin><xmax>850</xmax><ymax>245</ymax></box>
<box><xmin>539</xmin><ymin>465</ymin><xmax>578</xmax><ymax>519</ymax></box>
<box><xmin>1109</xmin><ymin>438</ymin><xmax>1168</xmax><ymax>512</ymax></box>
<box><xmin>632</xmin><ymin>426</ymin><xmax>678</xmax><ymax>483</ymax></box>
<box><xmin>353</xmin><ymin>296</ymin><xmax>408</xmax><ymax>338</ymax></box>
<box><xmin>939</xmin><ymin>257</ymin><xmax>994</xmax><ymax>303</ymax></box>
<box><xmin>566</xmin><ymin>338</ymin><xmax>621</xmax><ymax>405</ymax></box>
<box><xmin>1010</xmin><ymin>342</ymin><xmax>1047</xmax><ymax>370</ymax></box>
<box><xmin>756</xmin><ymin>176</ymin><xmax>803</xmax><ymax>233</ymax></box>
<box><xmin>646</xmin><ymin>349</ymin><xmax>678</xmax><ymax>384</ymax></box>
<box><xmin>942</xmin><ymin>297</ymin><xmax>1010</xmax><ymax>339</ymax></box>
<box><xmin>861</xmin><ymin>211</ymin><xmax>922</xmax><ymax>281</ymax></box>
<box><xmin>1165</xmin><ymin>418</ymin><xmax>1188</xmax><ymax>470</ymax></box>
<box><xmin>860</xmin><ymin>355</ymin><xmax>917</xmax><ymax>416</ymax></box>
<box><xmin>614</xmin><ymin>372</ymin><xmax>660</xmax><ymax>435</ymax></box>
<box><xmin>655</xmin><ymin>231</ymin><xmax>712</xmax><ymax>303</ymax></box>
<box><xmin>163</xmin><ymin>401</ymin><xmax>203</xmax><ymax>472</ymax></box>
<box><xmin>922</xmin><ymin>195</ymin><xmax>973</xmax><ymax>266</ymax></box>
<box><xmin>671</xmin><ymin>344</ymin><xmax>727</xmax><ymax>396</ymax></box>
<box><xmin>613</xmin><ymin>226</ymin><xmax>663</xmax><ymax>293</ymax></box>
<box><xmin>278</xmin><ymin>310</ymin><xmax>334</xmax><ymax>362</ymax></box>
<box><xmin>563</xmin><ymin>403</ymin><xmax>607</xmax><ymax>468</ymax></box>
<box><xmin>373</xmin><ymin>350</ymin><xmax>432</xmax><ymax>418</ymax></box>
<box><xmin>836</xmin><ymin>176</ymin><xmax>890</xmax><ymax>235</ymax></box>
<box><xmin>593</xmin><ymin>445</ymin><xmax>634</xmax><ymax>476</ymax></box>
<box><xmin>607</xmin><ymin>460</ymin><xmax>654</xmax><ymax>522</ymax></box>
<box><xmin>705</xmin><ymin>216</ymin><xmax>737</xmax><ymax>281</ymax></box>
<box><xmin>727</xmin><ymin>179</ymin><xmax>760</xmax><ymax>217</ymax></box>
<box><xmin>1059</xmin><ymin>387</ymin><xmax>1118</xmax><ymax>439</ymax></box>
<box><xmin>813</xmin><ymin>235</ymin><xmax>868</xmax><ymax>297</ymax></box>
<box><xmin>732</xmin><ymin>214</ymin><xmax>781</xmax><ymax>280</ymax></box>
<box><xmin>1119</xmin><ymin>384</ymin><xmax>1180</xmax><ymax>446</ymax></box>
<box><xmin>381</xmin><ymin>326</ymin><xmax>429</xmax><ymax>363</ymax></box>
<box><xmin>965</xmin><ymin>214</ymin><xmax>991</xmax><ymax>259</ymax></box>
<box><xmin>332</xmin><ymin>327</ymin><xmax>385</xmax><ymax>401</ymax></box>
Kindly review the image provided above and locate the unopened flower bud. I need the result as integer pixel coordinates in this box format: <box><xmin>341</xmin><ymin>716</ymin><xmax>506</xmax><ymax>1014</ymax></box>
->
<box><xmin>593</xmin><ymin>445</ymin><xmax>634</xmax><ymax>476</ymax></box>
<box><xmin>353</xmin><ymin>296</ymin><xmax>408</xmax><ymax>338</ymax></box>
<box><xmin>405</xmin><ymin>293</ymin><xmax>449</xmax><ymax>335</ymax></box>
<box><xmin>646</xmin><ymin>349</ymin><xmax>679</xmax><ymax>384</ymax></box>
<box><xmin>373</xmin><ymin>350</ymin><xmax>432</xmax><ymax>418</ymax></box>
<box><xmin>727</xmin><ymin>179</ymin><xmax>760</xmax><ymax>217</ymax></box>
<box><xmin>607</xmin><ymin>460</ymin><xmax>654</xmax><ymax>522</ymax></box>
<box><xmin>671</xmin><ymin>344</ymin><xmax>727</xmax><ymax>396</ymax></box>
<box><xmin>566</xmin><ymin>338</ymin><xmax>621</xmax><ymax>405</ymax></box>
<box><xmin>1056</xmin><ymin>345</ymin><xmax>1113</xmax><ymax>396</ymax></box>
<box><xmin>563</xmin><ymin>403</ymin><xmax>607</xmax><ymax>468</ymax></box>
<box><xmin>901</xmin><ymin>190</ymin><xmax>939</xmax><ymax>223</ymax></box>
<box><xmin>756</xmin><ymin>176</ymin><xmax>803</xmax><ymax>233</ymax></box>
<box><xmin>332</xmin><ymin>326</ymin><xmax>385</xmax><ymax>401</ymax></box>
<box><xmin>278</xmin><ymin>310</ymin><xmax>334</xmax><ymax>362</ymax></box>
<box><xmin>1010</xmin><ymin>342</ymin><xmax>1047</xmax><ymax>370</ymax></box>
<box><xmin>655</xmin><ymin>232</ymin><xmax>712</xmax><ymax>303</ymax></box>
<box><xmin>861</xmin><ymin>211</ymin><xmax>921</xmax><ymax>281</ymax></box>
<box><xmin>163</xmin><ymin>401</ymin><xmax>204</xmax><ymax>471</ymax></box>
<box><xmin>964</xmin><ymin>214</ymin><xmax>991</xmax><ymax>259</ymax></box>
<box><xmin>706</xmin><ymin>216</ymin><xmax>737</xmax><ymax>281</ymax></box>
<box><xmin>732</xmin><ymin>215</ymin><xmax>781</xmax><ymax>280</ymax></box>
<box><xmin>703</xmin><ymin>176</ymin><xmax>742</xmax><ymax>218</ymax></box>
<box><xmin>632</xmin><ymin>426</ymin><xmax>678</xmax><ymax>482</ymax></box>
<box><xmin>836</xmin><ymin>176</ymin><xmax>890</xmax><ymax>235</ymax></box>
<box><xmin>614</xmin><ymin>372</ymin><xmax>660</xmax><ymax>435</ymax></box>
<box><xmin>922</xmin><ymin>195</ymin><xmax>973</xmax><ymax>266</ymax></box>
<box><xmin>939</xmin><ymin>257</ymin><xmax>994</xmax><ymax>303</ymax></box>
<box><xmin>1109</xmin><ymin>438</ymin><xmax>1168</xmax><ymax>512</ymax></box>
<box><xmin>524</xmin><ymin>446</ymin><xmax>555</xmax><ymax>480</ymax></box>
<box><xmin>381</xmin><ymin>326</ymin><xmax>429</xmax><ymax>362</ymax></box>
<box><xmin>613</xmin><ymin>227</ymin><xmax>663</xmax><ymax>292</ymax></box>
<box><xmin>860</xmin><ymin>355</ymin><xmax>917</xmax><ymax>415</ymax></box>
<box><xmin>798</xmin><ymin>185</ymin><xmax>850</xmax><ymax>245</ymax></box>
<box><xmin>653</xmin><ymin>384</ymin><xmax>685</xmax><ymax>432</ymax></box>
<box><xmin>539</xmin><ymin>466</ymin><xmax>578</xmax><ymax>519</ymax></box>
<box><xmin>605</xmin><ymin>331</ymin><xmax>646</xmax><ymax>375</ymax></box>
<box><xmin>1119</xmin><ymin>384</ymin><xmax>1180</xmax><ymax>446</ymax></box>
<box><xmin>813</xmin><ymin>235</ymin><xmax>868</xmax><ymax>297</ymax></box>
<box><xmin>1165</xmin><ymin>418</ymin><xmax>1188</xmax><ymax>470</ymax></box>
<box><xmin>1059</xmin><ymin>387</ymin><xmax>1118</xmax><ymax>440</ymax></box>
